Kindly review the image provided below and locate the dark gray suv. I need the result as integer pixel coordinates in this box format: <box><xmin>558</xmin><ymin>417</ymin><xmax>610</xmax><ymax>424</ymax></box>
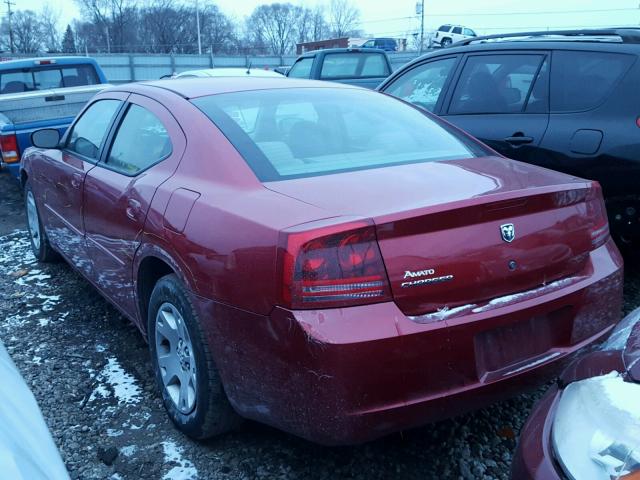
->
<box><xmin>379</xmin><ymin>29</ymin><xmax>640</xmax><ymax>248</ymax></box>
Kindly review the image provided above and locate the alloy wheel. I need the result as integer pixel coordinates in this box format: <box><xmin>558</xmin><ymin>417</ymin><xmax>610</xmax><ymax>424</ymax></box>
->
<box><xmin>26</xmin><ymin>190</ymin><xmax>41</xmax><ymax>251</ymax></box>
<box><xmin>155</xmin><ymin>302</ymin><xmax>197</xmax><ymax>414</ymax></box>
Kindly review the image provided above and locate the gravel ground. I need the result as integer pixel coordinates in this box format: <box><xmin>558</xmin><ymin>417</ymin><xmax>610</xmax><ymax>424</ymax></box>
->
<box><xmin>0</xmin><ymin>171</ymin><xmax>638</xmax><ymax>480</ymax></box>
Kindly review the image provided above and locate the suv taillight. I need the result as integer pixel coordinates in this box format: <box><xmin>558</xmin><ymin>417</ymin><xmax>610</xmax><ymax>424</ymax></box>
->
<box><xmin>279</xmin><ymin>219</ymin><xmax>392</xmax><ymax>309</ymax></box>
<box><xmin>586</xmin><ymin>182</ymin><xmax>610</xmax><ymax>249</ymax></box>
<box><xmin>0</xmin><ymin>133</ymin><xmax>19</xmax><ymax>163</ymax></box>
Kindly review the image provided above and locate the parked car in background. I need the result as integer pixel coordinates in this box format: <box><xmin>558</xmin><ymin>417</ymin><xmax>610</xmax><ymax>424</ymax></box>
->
<box><xmin>287</xmin><ymin>48</ymin><xmax>392</xmax><ymax>89</ymax></box>
<box><xmin>360</xmin><ymin>38</ymin><xmax>398</xmax><ymax>51</ymax></box>
<box><xmin>21</xmin><ymin>77</ymin><xmax>623</xmax><ymax>445</ymax></box>
<box><xmin>0</xmin><ymin>341</ymin><xmax>69</xmax><ymax>479</ymax></box>
<box><xmin>378</xmin><ymin>28</ymin><xmax>640</xmax><ymax>249</ymax></box>
<box><xmin>0</xmin><ymin>57</ymin><xmax>108</xmax><ymax>180</ymax></box>
<box><xmin>173</xmin><ymin>67</ymin><xmax>284</xmax><ymax>78</ymax></box>
<box><xmin>431</xmin><ymin>24</ymin><xmax>477</xmax><ymax>47</ymax></box>
<box><xmin>512</xmin><ymin>307</ymin><xmax>640</xmax><ymax>480</ymax></box>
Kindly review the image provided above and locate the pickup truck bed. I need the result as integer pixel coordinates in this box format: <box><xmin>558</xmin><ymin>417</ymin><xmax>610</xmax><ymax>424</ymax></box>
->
<box><xmin>0</xmin><ymin>56</ymin><xmax>108</xmax><ymax>180</ymax></box>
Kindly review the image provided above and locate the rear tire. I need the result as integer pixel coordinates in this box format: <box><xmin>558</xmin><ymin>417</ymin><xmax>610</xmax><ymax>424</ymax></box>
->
<box><xmin>24</xmin><ymin>180</ymin><xmax>59</xmax><ymax>263</ymax></box>
<box><xmin>148</xmin><ymin>274</ymin><xmax>241</xmax><ymax>439</ymax></box>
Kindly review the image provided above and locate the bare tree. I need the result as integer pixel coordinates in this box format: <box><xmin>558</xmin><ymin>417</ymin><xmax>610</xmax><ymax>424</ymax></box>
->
<box><xmin>12</xmin><ymin>10</ymin><xmax>44</xmax><ymax>53</ymax></box>
<box><xmin>247</xmin><ymin>3</ymin><xmax>300</xmax><ymax>55</ymax></box>
<box><xmin>328</xmin><ymin>0</ymin><xmax>360</xmax><ymax>38</ymax></box>
<box><xmin>296</xmin><ymin>6</ymin><xmax>329</xmax><ymax>44</ymax></box>
<box><xmin>41</xmin><ymin>5</ymin><xmax>62</xmax><ymax>52</ymax></box>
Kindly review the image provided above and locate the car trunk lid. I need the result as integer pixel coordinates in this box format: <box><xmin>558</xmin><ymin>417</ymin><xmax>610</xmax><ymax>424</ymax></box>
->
<box><xmin>265</xmin><ymin>156</ymin><xmax>600</xmax><ymax>316</ymax></box>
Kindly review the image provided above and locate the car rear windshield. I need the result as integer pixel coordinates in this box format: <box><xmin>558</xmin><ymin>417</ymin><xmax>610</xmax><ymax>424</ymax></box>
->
<box><xmin>0</xmin><ymin>64</ymin><xmax>99</xmax><ymax>94</ymax></box>
<box><xmin>192</xmin><ymin>87</ymin><xmax>481</xmax><ymax>181</ymax></box>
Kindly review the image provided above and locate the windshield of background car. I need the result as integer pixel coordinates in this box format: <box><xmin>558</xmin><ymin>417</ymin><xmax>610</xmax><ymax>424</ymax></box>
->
<box><xmin>192</xmin><ymin>87</ymin><xmax>482</xmax><ymax>181</ymax></box>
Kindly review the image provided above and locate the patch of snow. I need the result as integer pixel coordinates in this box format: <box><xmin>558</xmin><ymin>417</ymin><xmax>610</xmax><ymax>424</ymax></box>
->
<box><xmin>120</xmin><ymin>445</ymin><xmax>137</xmax><ymax>457</ymax></box>
<box><xmin>87</xmin><ymin>358</ymin><xmax>142</xmax><ymax>406</ymax></box>
<box><xmin>472</xmin><ymin>278</ymin><xmax>576</xmax><ymax>314</ymax></box>
<box><xmin>409</xmin><ymin>304</ymin><xmax>476</xmax><ymax>323</ymax></box>
<box><xmin>95</xmin><ymin>345</ymin><xmax>106</xmax><ymax>353</ymax></box>
<box><xmin>38</xmin><ymin>319</ymin><xmax>50</xmax><ymax>327</ymax></box>
<box><xmin>101</xmin><ymin>358</ymin><xmax>142</xmax><ymax>405</ymax></box>
<box><xmin>503</xmin><ymin>352</ymin><xmax>561</xmax><ymax>376</ymax></box>
<box><xmin>106</xmin><ymin>429</ymin><xmax>123</xmax><ymax>437</ymax></box>
<box><xmin>162</xmin><ymin>441</ymin><xmax>198</xmax><ymax>480</ymax></box>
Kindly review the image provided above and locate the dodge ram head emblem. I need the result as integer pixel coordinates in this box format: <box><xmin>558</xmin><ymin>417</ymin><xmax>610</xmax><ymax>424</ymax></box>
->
<box><xmin>500</xmin><ymin>223</ymin><xmax>515</xmax><ymax>243</ymax></box>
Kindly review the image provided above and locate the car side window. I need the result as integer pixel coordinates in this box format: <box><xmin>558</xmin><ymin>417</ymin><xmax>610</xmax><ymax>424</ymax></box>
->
<box><xmin>448</xmin><ymin>54</ymin><xmax>545</xmax><ymax>115</ymax></box>
<box><xmin>104</xmin><ymin>104</ymin><xmax>172</xmax><ymax>175</ymax></box>
<box><xmin>288</xmin><ymin>58</ymin><xmax>314</xmax><ymax>79</ymax></box>
<box><xmin>452</xmin><ymin>27</ymin><xmax>462</xmax><ymax>34</ymax></box>
<box><xmin>464</xmin><ymin>28</ymin><xmax>475</xmax><ymax>36</ymax></box>
<box><xmin>362</xmin><ymin>40</ymin><xmax>375</xmax><ymax>48</ymax></box>
<box><xmin>384</xmin><ymin>57</ymin><xmax>457</xmax><ymax>112</ymax></box>
<box><xmin>66</xmin><ymin>100</ymin><xmax>121</xmax><ymax>160</ymax></box>
<box><xmin>550</xmin><ymin>51</ymin><xmax>634</xmax><ymax>112</ymax></box>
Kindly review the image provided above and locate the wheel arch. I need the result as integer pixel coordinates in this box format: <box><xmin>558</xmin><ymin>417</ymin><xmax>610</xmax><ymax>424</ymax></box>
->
<box><xmin>134</xmin><ymin>242</ymin><xmax>197</xmax><ymax>336</ymax></box>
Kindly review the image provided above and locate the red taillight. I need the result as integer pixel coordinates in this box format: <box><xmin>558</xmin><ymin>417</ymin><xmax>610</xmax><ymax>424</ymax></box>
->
<box><xmin>279</xmin><ymin>219</ymin><xmax>392</xmax><ymax>309</ymax></box>
<box><xmin>586</xmin><ymin>182</ymin><xmax>610</xmax><ymax>249</ymax></box>
<box><xmin>0</xmin><ymin>133</ymin><xmax>19</xmax><ymax>163</ymax></box>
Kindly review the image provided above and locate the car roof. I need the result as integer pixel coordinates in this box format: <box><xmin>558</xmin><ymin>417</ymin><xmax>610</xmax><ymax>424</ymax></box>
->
<box><xmin>130</xmin><ymin>77</ymin><xmax>358</xmax><ymax>99</ymax></box>
<box><xmin>297</xmin><ymin>47</ymin><xmax>387</xmax><ymax>58</ymax></box>
<box><xmin>0</xmin><ymin>56</ymin><xmax>99</xmax><ymax>70</ymax></box>
<box><xmin>176</xmin><ymin>68</ymin><xmax>283</xmax><ymax>78</ymax></box>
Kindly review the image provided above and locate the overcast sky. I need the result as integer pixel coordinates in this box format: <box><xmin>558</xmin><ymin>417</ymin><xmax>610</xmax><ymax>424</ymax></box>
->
<box><xmin>9</xmin><ymin>0</ymin><xmax>640</xmax><ymax>38</ymax></box>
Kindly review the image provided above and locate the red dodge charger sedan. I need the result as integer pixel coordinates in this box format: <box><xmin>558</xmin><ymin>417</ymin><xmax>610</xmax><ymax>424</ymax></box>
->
<box><xmin>21</xmin><ymin>78</ymin><xmax>624</xmax><ymax>445</ymax></box>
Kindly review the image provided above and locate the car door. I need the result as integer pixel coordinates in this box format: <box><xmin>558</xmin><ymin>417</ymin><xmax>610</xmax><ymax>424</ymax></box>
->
<box><xmin>440</xmin><ymin>52</ymin><xmax>551</xmax><ymax>164</ymax></box>
<box><xmin>451</xmin><ymin>26</ymin><xmax>463</xmax><ymax>43</ymax></box>
<box><xmin>38</xmin><ymin>95</ymin><xmax>125</xmax><ymax>276</ymax></box>
<box><xmin>82</xmin><ymin>94</ymin><xmax>186</xmax><ymax>323</ymax></box>
<box><xmin>381</xmin><ymin>55</ymin><xmax>461</xmax><ymax>113</ymax></box>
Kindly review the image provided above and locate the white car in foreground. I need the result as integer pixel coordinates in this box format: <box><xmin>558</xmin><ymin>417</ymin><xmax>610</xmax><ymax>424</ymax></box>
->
<box><xmin>0</xmin><ymin>341</ymin><xmax>68</xmax><ymax>479</ymax></box>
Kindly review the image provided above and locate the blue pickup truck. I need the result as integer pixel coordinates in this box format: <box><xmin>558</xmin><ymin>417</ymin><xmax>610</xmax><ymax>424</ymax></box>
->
<box><xmin>0</xmin><ymin>57</ymin><xmax>108</xmax><ymax>180</ymax></box>
<box><xmin>286</xmin><ymin>48</ymin><xmax>392</xmax><ymax>89</ymax></box>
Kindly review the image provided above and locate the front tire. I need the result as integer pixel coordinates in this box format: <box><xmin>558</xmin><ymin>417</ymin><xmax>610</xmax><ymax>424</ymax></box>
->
<box><xmin>24</xmin><ymin>180</ymin><xmax>59</xmax><ymax>262</ymax></box>
<box><xmin>148</xmin><ymin>274</ymin><xmax>241</xmax><ymax>439</ymax></box>
<box><xmin>441</xmin><ymin>37</ymin><xmax>452</xmax><ymax>47</ymax></box>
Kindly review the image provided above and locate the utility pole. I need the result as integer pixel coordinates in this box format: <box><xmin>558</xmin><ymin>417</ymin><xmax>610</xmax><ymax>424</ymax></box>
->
<box><xmin>418</xmin><ymin>0</ymin><xmax>425</xmax><ymax>54</ymax></box>
<box><xmin>196</xmin><ymin>0</ymin><xmax>202</xmax><ymax>55</ymax></box>
<box><xmin>4</xmin><ymin>0</ymin><xmax>15</xmax><ymax>54</ymax></box>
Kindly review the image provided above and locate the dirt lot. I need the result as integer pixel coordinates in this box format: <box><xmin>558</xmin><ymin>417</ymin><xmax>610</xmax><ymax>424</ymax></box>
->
<box><xmin>0</xmin><ymin>171</ymin><xmax>637</xmax><ymax>480</ymax></box>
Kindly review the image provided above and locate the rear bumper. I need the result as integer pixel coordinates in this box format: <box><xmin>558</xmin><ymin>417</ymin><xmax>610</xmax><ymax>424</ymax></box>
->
<box><xmin>1</xmin><ymin>161</ymin><xmax>20</xmax><ymax>179</ymax></box>
<box><xmin>198</xmin><ymin>239</ymin><xmax>623</xmax><ymax>445</ymax></box>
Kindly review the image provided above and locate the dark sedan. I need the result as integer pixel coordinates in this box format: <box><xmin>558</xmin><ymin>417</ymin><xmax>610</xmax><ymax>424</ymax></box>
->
<box><xmin>21</xmin><ymin>78</ymin><xmax>623</xmax><ymax>445</ymax></box>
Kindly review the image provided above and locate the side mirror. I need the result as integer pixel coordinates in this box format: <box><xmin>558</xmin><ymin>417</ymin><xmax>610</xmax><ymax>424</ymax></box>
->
<box><xmin>31</xmin><ymin>129</ymin><xmax>61</xmax><ymax>149</ymax></box>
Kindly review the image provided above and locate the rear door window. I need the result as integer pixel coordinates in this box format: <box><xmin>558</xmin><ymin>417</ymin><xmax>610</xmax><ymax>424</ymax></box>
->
<box><xmin>104</xmin><ymin>104</ymin><xmax>172</xmax><ymax>175</ymax></box>
<box><xmin>448</xmin><ymin>54</ymin><xmax>546</xmax><ymax>114</ymax></box>
<box><xmin>550</xmin><ymin>51</ymin><xmax>634</xmax><ymax>112</ymax></box>
<box><xmin>288</xmin><ymin>58</ymin><xmax>314</xmax><ymax>79</ymax></box>
<box><xmin>452</xmin><ymin>27</ymin><xmax>462</xmax><ymax>34</ymax></box>
<box><xmin>384</xmin><ymin>57</ymin><xmax>457</xmax><ymax>112</ymax></box>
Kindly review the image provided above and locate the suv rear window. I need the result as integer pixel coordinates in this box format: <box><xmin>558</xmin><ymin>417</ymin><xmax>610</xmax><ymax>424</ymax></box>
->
<box><xmin>550</xmin><ymin>51</ymin><xmax>634</xmax><ymax>112</ymax></box>
<box><xmin>438</xmin><ymin>26</ymin><xmax>451</xmax><ymax>32</ymax></box>
<box><xmin>0</xmin><ymin>64</ymin><xmax>99</xmax><ymax>94</ymax></box>
<box><xmin>193</xmin><ymin>88</ymin><xmax>481</xmax><ymax>181</ymax></box>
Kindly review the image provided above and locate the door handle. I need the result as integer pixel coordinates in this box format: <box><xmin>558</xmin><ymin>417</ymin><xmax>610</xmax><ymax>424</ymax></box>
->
<box><xmin>70</xmin><ymin>173</ymin><xmax>82</xmax><ymax>189</ymax></box>
<box><xmin>126</xmin><ymin>199</ymin><xmax>142</xmax><ymax>220</ymax></box>
<box><xmin>504</xmin><ymin>134</ymin><xmax>533</xmax><ymax>146</ymax></box>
